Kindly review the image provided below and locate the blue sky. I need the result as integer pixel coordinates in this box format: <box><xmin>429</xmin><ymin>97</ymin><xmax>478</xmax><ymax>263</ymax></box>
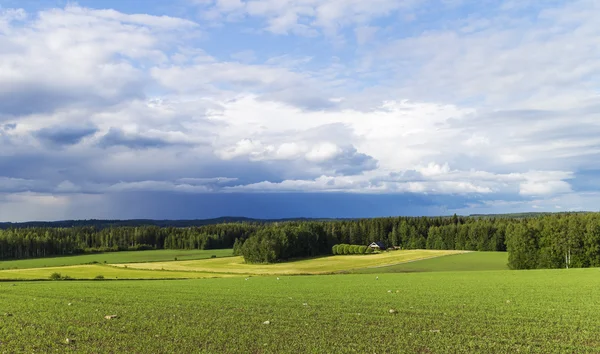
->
<box><xmin>0</xmin><ymin>0</ymin><xmax>599</xmax><ymax>221</ymax></box>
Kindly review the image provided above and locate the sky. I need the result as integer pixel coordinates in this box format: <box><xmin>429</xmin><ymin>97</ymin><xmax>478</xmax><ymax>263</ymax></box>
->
<box><xmin>0</xmin><ymin>0</ymin><xmax>599</xmax><ymax>221</ymax></box>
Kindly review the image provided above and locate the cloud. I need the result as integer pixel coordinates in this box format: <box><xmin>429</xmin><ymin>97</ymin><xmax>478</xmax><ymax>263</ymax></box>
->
<box><xmin>98</xmin><ymin>128</ymin><xmax>176</xmax><ymax>149</ymax></box>
<box><xmin>34</xmin><ymin>125</ymin><xmax>98</xmax><ymax>146</ymax></box>
<box><xmin>196</xmin><ymin>0</ymin><xmax>418</xmax><ymax>37</ymax></box>
<box><xmin>151</xmin><ymin>61</ymin><xmax>336</xmax><ymax>110</ymax></box>
<box><xmin>1</xmin><ymin>2</ymin><xmax>600</xmax><ymax>220</ymax></box>
<box><xmin>0</xmin><ymin>5</ymin><xmax>198</xmax><ymax>117</ymax></box>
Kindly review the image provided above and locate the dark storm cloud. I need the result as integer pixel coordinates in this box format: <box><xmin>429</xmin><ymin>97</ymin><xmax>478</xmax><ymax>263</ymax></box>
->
<box><xmin>321</xmin><ymin>146</ymin><xmax>378</xmax><ymax>176</ymax></box>
<box><xmin>34</xmin><ymin>125</ymin><xmax>98</xmax><ymax>146</ymax></box>
<box><xmin>0</xmin><ymin>83</ymin><xmax>146</xmax><ymax>118</ymax></box>
<box><xmin>98</xmin><ymin>128</ymin><xmax>176</xmax><ymax>149</ymax></box>
<box><xmin>106</xmin><ymin>191</ymin><xmax>470</xmax><ymax>220</ymax></box>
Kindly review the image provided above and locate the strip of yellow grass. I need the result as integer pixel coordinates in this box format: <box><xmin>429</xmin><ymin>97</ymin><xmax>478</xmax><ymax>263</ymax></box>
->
<box><xmin>111</xmin><ymin>250</ymin><xmax>466</xmax><ymax>275</ymax></box>
<box><xmin>0</xmin><ymin>264</ymin><xmax>237</xmax><ymax>280</ymax></box>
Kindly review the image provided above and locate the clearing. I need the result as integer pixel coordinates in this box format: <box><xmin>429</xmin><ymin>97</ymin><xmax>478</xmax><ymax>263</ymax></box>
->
<box><xmin>110</xmin><ymin>249</ymin><xmax>465</xmax><ymax>275</ymax></box>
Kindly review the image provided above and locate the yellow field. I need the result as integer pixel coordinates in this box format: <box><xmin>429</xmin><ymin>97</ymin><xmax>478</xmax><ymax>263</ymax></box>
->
<box><xmin>111</xmin><ymin>250</ymin><xmax>466</xmax><ymax>275</ymax></box>
<box><xmin>0</xmin><ymin>264</ymin><xmax>236</xmax><ymax>280</ymax></box>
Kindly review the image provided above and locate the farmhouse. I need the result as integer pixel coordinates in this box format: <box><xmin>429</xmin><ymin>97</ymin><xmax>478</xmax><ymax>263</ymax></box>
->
<box><xmin>368</xmin><ymin>242</ymin><xmax>386</xmax><ymax>250</ymax></box>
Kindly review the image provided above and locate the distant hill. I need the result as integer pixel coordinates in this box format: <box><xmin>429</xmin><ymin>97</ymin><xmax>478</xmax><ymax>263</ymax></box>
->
<box><xmin>0</xmin><ymin>217</ymin><xmax>339</xmax><ymax>229</ymax></box>
<box><xmin>469</xmin><ymin>211</ymin><xmax>592</xmax><ymax>218</ymax></box>
<box><xmin>0</xmin><ymin>211</ymin><xmax>593</xmax><ymax>229</ymax></box>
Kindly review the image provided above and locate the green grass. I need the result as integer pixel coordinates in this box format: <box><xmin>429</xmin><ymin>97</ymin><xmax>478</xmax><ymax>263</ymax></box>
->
<box><xmin>112</xmin><ymin>249</ymin><xmax>465</xmax><ymax>275</ymax></box>
<box><xmin>0</xmin><ymin>264</ymin><xmax>236</xmax><ymax>280</ymax></box>
<box><xmin>0</xmin><ymin>249</ymin><xmax>233</xmax><ymax>270</ymax></box>
<box><xmin>354</xmin><ymin>251</ymin><xmax>509</xmax><ymax>273</ymax></box>
<box><xmin>2</xmin><ymin>269</ymin><xmax>600</xmax><ymax>353</ymax></box>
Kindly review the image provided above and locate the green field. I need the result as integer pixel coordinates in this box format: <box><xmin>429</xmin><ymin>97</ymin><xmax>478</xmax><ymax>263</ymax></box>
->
<box><xmin>0</xmin><ymin>249</ymin><xmax>233</xmax><ymax>270</ymax></box>
<box><xmin>354</xmin><ymin>251</ymin><xmax>509</xmax><ymax>273</ymax></box>
<box><xmin>0</xmin><ymin>264</ymin><xmax>236</xmax><ymax>280</ymax></box>
<box><xmin>111</xmin><ymin>249</ymin><xmax>464</xmax><ymax>275</ymax></box>
<box><xmin>2</xmin><ymin>268</ymin><xmax>600</xmax><ymax>353</ymax></box>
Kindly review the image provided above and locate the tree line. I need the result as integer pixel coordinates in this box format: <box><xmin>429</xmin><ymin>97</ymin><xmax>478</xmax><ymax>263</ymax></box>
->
<box><xmin>1</xmin><ymin>213</ymin><xmax>600</xmax><ymax>270</ymax></box>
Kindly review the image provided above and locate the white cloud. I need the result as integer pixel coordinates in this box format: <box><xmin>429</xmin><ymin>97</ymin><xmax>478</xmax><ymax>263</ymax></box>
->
<box><xmin>196</xmin><ymin>0</ymin><xmax>416</xmax><ymax>37</ymax></box>
<box><xmin>305</xmin><ymin>142</ymin><xmax>342</xmax><ymax>162</ymax></box>
<box><xmin>519</xmin><ymin>180</ymin><xmax>572</xmax><ymax>196</ymax></box>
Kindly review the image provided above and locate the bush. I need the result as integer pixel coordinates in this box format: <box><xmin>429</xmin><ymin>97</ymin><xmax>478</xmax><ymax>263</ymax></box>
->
<box><xmin>332</xmin><ymin>244</ymin><xmax>340</xmax><ymax>255</ymax></box>
<box><xmin>127</xmin><ymin>244</ymin><xmax>155</xmax><ymax>251</ymax></box>
<box><xmin>332</xmin><ymin>244</ymin><xmax>370</xmax><ymax>255</ymax></box>
<box><xmin>366</xmin><ymin>247</ymin><xmax>374</xmax><ymax>254</ymax></box>
<box><xmin>94</xmin><ymin>275</ymin><xmax>105</xmax><ymax>280</ymax></box>
<box><xmin>211</xmin><ymin>255</ymin><xmax>217</xmax><ymax>258</ymax></box>
<box><xmin>49</xmin><ymin>272</ymin><xmax>62</xmax><ymax>280</ymax></box>
<box><xmin>342</xmin><ymin>244</ymin><xmax>350</xmax><ymax>255</ymax></box>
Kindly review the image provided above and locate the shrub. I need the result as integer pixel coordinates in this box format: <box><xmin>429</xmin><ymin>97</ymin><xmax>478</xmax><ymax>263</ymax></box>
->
<box><xmin>95</xmin><ymin>275</ymin><xmax>105</xmax><ymax>280</ymax></box>
<box><xmin>127</xmin><ymin>244</ymin><xmax>155</xmax><ymax>251</ymax></box>
<box><xmin>366</xmin><ymin>247</ymin><xmax>374</xmax><ymax>254</ymax></box>
<box><xmin>49</xmin><ymin>272</ymin><xmax>62</xmax><ymax>280</ymax></box>
<box><xmin>332</xmin><ymin>244</ymin><xmax>340</xmax><ymax>255</ymax></box>
<box><xmin>342</xmin><ymin>244</ymin><xmax>351</xmax><ymax>255</ymax></box>
<box><xmin>211</xmin><ymin>255</ymin><xmax>217</xmax><ymax>258</ymax></box>
<box><xmin>358</xmin><ymin>245</ymin><xmax>368</xmax><ymax>254</ymax></box>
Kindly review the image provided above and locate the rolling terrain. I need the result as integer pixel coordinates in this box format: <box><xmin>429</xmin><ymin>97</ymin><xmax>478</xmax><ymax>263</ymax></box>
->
<box><xmin>1</xmin><ymin>267</ymin><xmax>598</xmax><ymax>353</ymax></box>
<box><xmin>0</xmin><ymin>249</ymin><xmax>233</xmax><ymax>270</ymax></box>
<box><xmin>111</xmin><ymin>250</ymin><xmax>465</xmax><ymax>275</ymax></box>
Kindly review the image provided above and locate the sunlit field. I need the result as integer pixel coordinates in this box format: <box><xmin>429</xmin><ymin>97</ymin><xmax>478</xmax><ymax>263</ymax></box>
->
<box><xmin>354</xmin><ymin>251</ymin><xmax>509</xmax><ymax>273</ymax></box>
<box><xmin>2</xmin><ymin>268</ymin><xmax>600</xmax><ymax>353</ymax></box>
<box><xmin>0</xmin><ymin>249</ymin><xmax>233</xmax><ymax>270</ymax></box>
<box><xmin>111</xmin><ymin>249</ymin><xmax>465</xmax><ymax>275</ymax></box>
<box><xmin>0</xmin><ymin>264</ymin><xmax>236</xmax><ymax>280</ymax></box>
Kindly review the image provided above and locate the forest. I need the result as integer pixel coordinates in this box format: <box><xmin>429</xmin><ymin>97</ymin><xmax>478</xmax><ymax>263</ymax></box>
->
<box><xmin>1</xmin><ymin>213</ymin><xmax>599</xmax><ymax>269</ymax></box>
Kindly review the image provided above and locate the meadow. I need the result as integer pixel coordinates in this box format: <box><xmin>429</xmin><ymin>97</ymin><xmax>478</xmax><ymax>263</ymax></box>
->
<box><xmin>111</xmin><ymin>249</ymin><xmax>465</xmax><ymax>275</ymax></box>
<box><xmin>354</xmin><ymin>251</ymin><xmax>509</xmax><ymax>273</ymax></box>
<box><xmin>2</xmin><ymin>268</ymin><xmax>600</xmax><ymax>353</ymax></box>
<box><xmin>0</xmin><ymin>249</ymin><xmax>233</xmax><ymax>270</ymax></box>
<box><xmin>0</xmin><ymin>264</ymin><xmax>235</xmax><ymax>280</ymax></box>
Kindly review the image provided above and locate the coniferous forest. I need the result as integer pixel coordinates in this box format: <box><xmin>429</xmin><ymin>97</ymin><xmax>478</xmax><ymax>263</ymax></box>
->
<box><xmin>1</xmin><ymin>213</ymin><xmax>599</xmax><ymax>269</ymax></box>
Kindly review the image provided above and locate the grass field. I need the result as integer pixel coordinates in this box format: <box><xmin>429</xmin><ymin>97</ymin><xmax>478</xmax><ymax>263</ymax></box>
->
<box><xmin>0</xmin><ymin>264</ymin><xmax>236</xmax><ymax>280</ymax></box>
<box><xmin>2</xmin><ymin>268</ymin><xmax>600</xmax><ymax>353</ymax></box>
<box><xmin>0</xmin><ymin>249</ymin><xmax>233</xmax><ymax>270</ymax></box>
<box><xmin>111</xmin><ymin>249</ymin><xmax>465</xmax><ymax>275</ymax></box>
<box><xmin>354</xmin><ymin>251</ymin><xmax>509</xmax><ymax>273</ymax></box>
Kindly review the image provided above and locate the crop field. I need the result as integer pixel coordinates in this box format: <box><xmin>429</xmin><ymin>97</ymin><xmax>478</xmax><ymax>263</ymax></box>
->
<box><xmin>0</xmin><ymin>249</ymin><xmax>233</xmax><ymax>270</ymax></box>
<box><xmin>111</xmin><ymin>249</ymin><xmax>465</xmax><ymax>275</ymax></box>
<box><xmin>2</xmin><ymin>268</ymin><xmax>600</xmax><ymax>353</ymax></box>
<box><xmin>0</xmin><ymin>264</ymin><xmax>235</xmax><ymax>280</ymax></box>
<box><xmin>354</xmin><ymin>251</ymin><xmax>509</xmax><ymax>273</ymax></box>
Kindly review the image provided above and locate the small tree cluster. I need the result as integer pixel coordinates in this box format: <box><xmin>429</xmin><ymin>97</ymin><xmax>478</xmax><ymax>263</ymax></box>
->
<box><xmin>240</xmin><ymin>224</ymin><xmax>331</xmax><ymax>263</ymax></box>
<box><xmin>332</xmin><ymin>244</ymin><xmax>369</xmax><ymax>255</ymax></box>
